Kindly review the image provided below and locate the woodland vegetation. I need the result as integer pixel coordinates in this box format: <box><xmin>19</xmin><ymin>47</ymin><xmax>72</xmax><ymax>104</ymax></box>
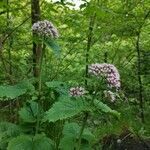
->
<box><xmin>0</xmin><ymin>0</ymin><xmax>150</xmax><ymax>149</ymax></box>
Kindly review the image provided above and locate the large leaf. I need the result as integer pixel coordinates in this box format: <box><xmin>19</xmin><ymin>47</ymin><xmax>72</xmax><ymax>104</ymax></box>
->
<box><xmin>19</xmin><ymin>101</ymin><xmax>43</xmax><ymax>123</ymax></box>
<box><xmin>59</xmin><ymin>122</ymin><xmax>95</xmax><ymax>150</ymax></box>
<box><xmin>59</xmin><ymin>136</ymin><xmax>75</xmax><ymax>150</ymax></box>
<box><xmin>0</xmin><ymin>80</ymin><xmax>35</xmax><ymax>99</ymax></box>
<box><xmin>7</xmin><ymin>134</ymin><xmax>54</xmax><ymax>150</ymax></box>
<box><xmin>43</xmin><ymin>38</ymin><xmax>61</xmax><ymax>56</ymax></box>
<box><xmin>0</xmin><ymin>122</ymin><xmax>21</xmax><ymax>149</ymax></box>
<box><xmin>46</xmin><ymin>81</ymin><xmax>69</xmax><ymax>95</ymax></box>
<box><xmin>32</xmin><ymin>134</ymin><xmax>54</xmax><ymax>150</ymax></box>
<box><xmin>62</xmin><ymin>122</ymin><xmax>95</xmax><ymax>141</ymax></box>
<box><xmin>93</xmin><ymin>99</ymin><xmax>120</xmax><ymax>118</ymax></box>
<box><xmin>0</xmin><ymin>85</ymin><xmax>26</xmax><ymax>99</ymax></box>
<box><xmin>7</xmin><ymin>135</ymin><xmax>32</xmax><ymax>150</ymax></box>
<box><xmin>44</xmin><ymin>97</ymin><xmax>89</xmax><ymax>122</ymax></box>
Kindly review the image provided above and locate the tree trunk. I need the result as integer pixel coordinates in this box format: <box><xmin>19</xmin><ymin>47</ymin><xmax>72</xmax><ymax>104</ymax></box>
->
<box><xmin>31</xmin><ymin>0</ymin><xmax>42</xmax><ymax>78</ymax></box>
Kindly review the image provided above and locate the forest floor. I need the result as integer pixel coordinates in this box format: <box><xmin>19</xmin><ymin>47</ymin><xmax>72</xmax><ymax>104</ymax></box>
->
<box><xmin>101</xmin><ymin>130</ymin><xmax>150</xmax><ymax>150</ymax></box>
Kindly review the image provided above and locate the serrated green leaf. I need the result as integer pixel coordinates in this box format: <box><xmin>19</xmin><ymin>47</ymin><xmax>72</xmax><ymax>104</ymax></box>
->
<box><xmin>0</xmin><ymin>80</ymin><xmax>35</xmax><ymax>99</ymax></box>
<box><xmin>16</xmin><ymin>80</ymin><xmax>35</xmax><ymax>94</ymax></box>
<box><xmin>0</xmin><ymin>85</ymin><xmax>26</xmax><ymax>99</ymax></box>
<box><xmin>46</xmin><ymin>81</ymin><xmax>69</xmax><ymax>95</ymax></box>
<box><xmin>33</xmin><ymin>134</ymin><xmax>54</xmax><ymax>150</ymax></box>
<box><xmin>7</xmin><ymin>135</ymin><xmax>32</xmax><ymax>150</ymax></box>
<box><xmin>59</xmin><ymin>122</ymin><xmax>95</xmax><ymax>150</ymax></box>
<box><xmin>82</xmin><ymin>128</ymin><xmax>95</xmax><ymax>142</ymax></box>
<box><xmin>44</xmin><ymin>98</ymin><xmax>89</xmax><ymax>122</ymax></box>
<box><xmin>0</xmin><ymin>122</ymin><xmax>20</xmax><ymax>137</ymax></box>
<box><xmin>7</xmin><ymin>134</ymin><xmax>54</xmax><ymax>150</ymax></box>
<box><xmin>19</xmin><ymin>101</ymin><xmax>43</xmax><ymax>123</ymax></box>
<box><xmin>62</xmin><ymin>122</ymin><xmax>80</xmax><ymax>137</ymax></box>
<box><xmin>46</xmin><ymin>81</ymin><xmax>64</xmax><ymax>88</ymax></box>
<box><xmin>59</xmin><ymin>136</ymin><xmax>75</xmax><ymax>150</ymax></box>
<box><xmin>0</xmin><ymin>122</ymin><xmax>21</xmax><ymax>149</ymax></box>
<box><xmin>62</xmin><ymin>122</ymin><xmax>95</xmax><ymax>141</ymax></box>
<box><xmin>93</xmin><ymin>99</ymin><xmax>120</xmax><ymax>118</ymax></box>
<box><xmin>43</xmin><ymin>38</ymin><xmax>61</xmax><ymax>57</ymax></box>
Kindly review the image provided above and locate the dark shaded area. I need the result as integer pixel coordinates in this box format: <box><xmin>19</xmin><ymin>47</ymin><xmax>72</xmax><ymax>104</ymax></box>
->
<box><xmin>101</xmin><ymin>130</ymin><xmax>150</xmax><ymax>150</ymax></box>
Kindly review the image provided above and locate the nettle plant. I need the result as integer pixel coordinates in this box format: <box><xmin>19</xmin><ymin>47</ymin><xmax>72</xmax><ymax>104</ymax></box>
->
<box><xmin>0</xmin><ymin>20</ymin><xmax>121</xmax><ymax>150</ymax></box>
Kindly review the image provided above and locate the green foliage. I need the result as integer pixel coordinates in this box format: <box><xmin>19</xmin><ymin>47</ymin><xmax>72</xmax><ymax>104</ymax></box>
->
<box><xmin>7</xmin><ymin>134</ymin><xmax>54</xmax><ymax>150</ymax></box>
<box><xmin>93</xmin><ymin>99</ymin><xmax>120</xmax><ymax>118</ymax></box>
<box><xmin>44</xmin><ymin>97</ymin><xmax>89</xmax><ymax>122</ymax></box>
<box><xmin>0</xmin><ymin>0</ymin><xmax>150</xmax><ymax>149</ymax></box>
<box><xmin>0</xmin><ymin>85</ymin><xmax>26</xmax><ymax>99</ymax></box>
<box><xmin>0</xmin><ymin>80</ymin><xmax>35</xmax><ymax>99</ymax></box>
<box><xmin>94</xmin><ymin>101</ymin><xmax>150</xmax><ymax>142</ymax></box>
<box><xmin>43</xmin><ymin>38</ymin><xmax>61</xmax><ymax>57</ymax></box>
<box><xmin>46</xmin><ymin>81</ymin><xmax>69</xmax><ymax>95</ymax></box>
<box><xmin>59</xmin><ymin>122</ymin><xmax>95</xmax><ymax>150</ymax></box>
<box><xmin>19</xmin><ymin>101</ymin><xmax>43</xmax><ymax>123</ymax></box>
<box><xmin>7</xmin><ymin>135</ymin><xmax>31</xmax><ymax>150</ymax></box>
<box><xmin>0</xmin><ymin>122</ymin><xmax>21</xmax><ymax>149</ymax></box>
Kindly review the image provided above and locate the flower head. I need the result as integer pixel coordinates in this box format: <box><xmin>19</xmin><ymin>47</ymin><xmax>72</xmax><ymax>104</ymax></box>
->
<box><xmin>104</xmin><ymin>90</ymin><xmax>116</xmax><ymax>102</ymax></box>
<box><xmin>69</xmin><ymin>87</ymin><xmax>85</xmax><ymax>97</ymax></box>
<box><xmin>89</xmin><ymin>63</ymin><xmax>121</xmax><ymax>89</ymax></box>
<box><xmin>32</xmin><ymin>20</ymin><xmax>59</xmax><ymax>38</ymax></box>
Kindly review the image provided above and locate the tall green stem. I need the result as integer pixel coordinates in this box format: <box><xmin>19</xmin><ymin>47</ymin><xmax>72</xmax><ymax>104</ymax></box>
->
<box><xmin>77</xmin><ymin>9</ymin><xmax>96</xmax><ymax>150</ymax></box>
<box><xmin>85</xmin><ymin>14</ymin><xmax>96</xmax><ymax>86</ymax></box>
<box><xmin>136</xmin><ymin>31</ymin><xmax>144</xmax><ymax>123</ymax></box>
<box><xmin>35</xmin><ymin>42</ymin><xmax>46</xmax><ymax>134</ymax></box>
<box><xmin>77</xmin><ymin>112</ymin><xmax>88</xmax><ymax>150</ymax></box>
<box><xmin>134</xmin><ymin>10</ymin><xmax>150</xmax><ymax>123</ymax></box>
<box><xmin>38</xmin><ymin>43</ymin><xmax>45</xmax><ymax>94</ymax></box>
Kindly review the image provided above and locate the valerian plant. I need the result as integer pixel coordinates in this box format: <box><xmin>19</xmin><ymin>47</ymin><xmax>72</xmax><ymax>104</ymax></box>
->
<box><xmin>0</xmin><ymin>20</ymin><xmax>121</xmax><ymax>150</ymax></box>
<box><xmin>43</xmin><ymin>62</ymin><xmax>121</xmax><ymax>150</ymax></box>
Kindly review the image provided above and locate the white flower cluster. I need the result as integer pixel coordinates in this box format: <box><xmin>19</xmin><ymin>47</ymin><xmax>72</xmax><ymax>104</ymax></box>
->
<box><xmin>104</xmin><ymin>90</ymin><xmax>115</xmax><ymax>102</ymax></box>
<box><xmin>69</xmin><ymin>87</ymin><xmax>85</xmax><ymax>97</ymax></box>
<box><xmin>89</xmin><ymin>63</ymin><xmax>121</xmax><ymax>89</ymax></box>
<box><xmin>32</xmin><ymin>20</ymin><xmax>59</xmax><ymax>38</ymax></box>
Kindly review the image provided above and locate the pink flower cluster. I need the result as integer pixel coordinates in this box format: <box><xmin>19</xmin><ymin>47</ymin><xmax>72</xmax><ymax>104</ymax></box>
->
<box><xmin>69</xmin><ymin>87</ymin><xmax>85</xmax><ymax>97</ymax></box>
<box><xmin>89</xmin><ymin>63</ymin><xmax>121</xmax><ymax>89</ymax></box>
<box><xmin>32</xmin><ymin>20</ymin><xmax>59</xmax><ymax>38</ymax></box>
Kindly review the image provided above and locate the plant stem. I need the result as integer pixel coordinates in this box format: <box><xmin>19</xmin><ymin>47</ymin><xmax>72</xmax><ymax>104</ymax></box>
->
<box><xmin>35</xmin><ymin>42</ymin><xmax>45</xmax><ymax>134</ymax></box>
<box><xmin>85</xmin><ymin>14</ymin><xmax>96</xmax><ymax>86</ymax></box>
<box><xmin>38</xmin><ymin>43</ymin><xmax>45</xmax><ymax>93</ymax></box>
<box><xmin>77</xmin><ymin>112</ymin><xmax>88</xmax><ymax>150</ymax></box>
<box><xmin>104</xmin><ymin>52</ymin><xmax>108</xmax><ymax>63</ymax></box>
<box><xmin>136</xmin><ymin>31</ymin><xmax>144</xmax><ymax>123</ymax></box>
<box><xmin>135</xmin><ymin>10</ymin><xmax>150</xmax><ymax>123</ymax></box>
